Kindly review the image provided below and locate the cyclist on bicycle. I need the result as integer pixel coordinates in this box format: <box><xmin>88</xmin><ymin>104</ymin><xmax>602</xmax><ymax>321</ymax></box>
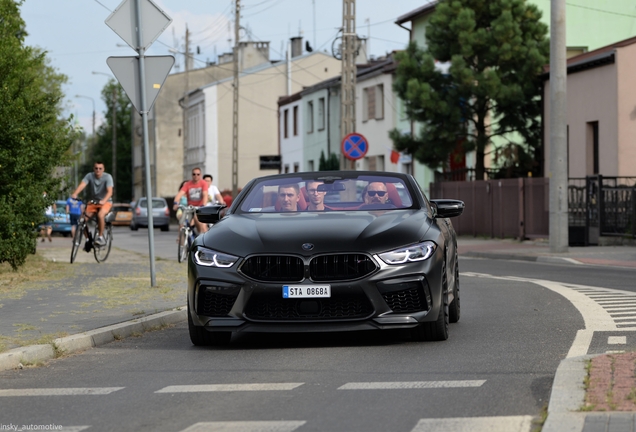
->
<box><xmin>172</xmin><ymin>167</ymin><xmax>208</xmax><ymax>234</ymax></box>
<box><xmin>70</xmin><ymin>161</ymin><xmax>113</xmax><ymax>246</ymax></box>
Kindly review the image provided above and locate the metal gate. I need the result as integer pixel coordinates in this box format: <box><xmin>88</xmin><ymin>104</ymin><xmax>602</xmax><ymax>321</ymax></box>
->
<box><xmin>568</xmin><ymin>175</ymin><xmax>636</xmax><ymax>245</ymax></box>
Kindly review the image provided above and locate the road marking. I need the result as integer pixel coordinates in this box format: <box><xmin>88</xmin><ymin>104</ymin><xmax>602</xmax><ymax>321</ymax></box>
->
<box><xmin>338</xmin><ymin>380</ymin><xmax>486</xmax><ymax>390</ymax></box>
<box><xmin>409</xmin><ymin>416</ymin><xmax>534</xmax><ymax>432</ymax></box>
<box><xmin>58</xmin><ymin>428</ymin><xmax>91</xmax><ymax>432</ymax></box>
<box><xmin>607</xmin><ymin>350</ymin><xmax>626</xmax><ymax>354</ymax></box>
<box><xmin>155</xmin><ymin>383</ymin><xmax>304</xmax><ymax>393</ymax></box>
<box><xmin>608</xmin><ymin>336</ymin><xmax>627</xmax><ymax>344</ymax></box>
<box><xmin>0</xmin><ymin>387</ymin><xmax>124</xmax><ymax>396</ymax></box>
<box><xmin>179</xmin><ymin>421</ymin><xmax>306</xmax><ymax>432</ymax></box>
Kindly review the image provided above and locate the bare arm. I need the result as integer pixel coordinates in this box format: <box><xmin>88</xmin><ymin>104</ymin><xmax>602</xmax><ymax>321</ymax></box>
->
<box><xmin>100</xmin><ymin>186</ymin><xmax>113</xmax><ymax>205</ymax></box>
<box><xmin>71</xmin><ymin>181</ymin><xmax>87</xmax><ymax>199</ymax></box>
<box><xmin>173</xmin><ymin>190</ymin><xmax>185</xmax><ymax>209</ymax></box>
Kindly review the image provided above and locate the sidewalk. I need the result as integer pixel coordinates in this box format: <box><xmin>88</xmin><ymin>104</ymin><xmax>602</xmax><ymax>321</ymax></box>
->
<box><xmin>2</xmin><ymin>234</ymin><xmax>636</xmax><ymax>431</ymax></box>
<box><xmin>0</xmin><ymin>236</ymin><xmax>187</xmax><ymax>370</ymax></box>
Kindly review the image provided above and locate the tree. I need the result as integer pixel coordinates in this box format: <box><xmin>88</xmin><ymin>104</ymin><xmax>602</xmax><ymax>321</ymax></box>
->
<box><xmin>318</xmin><ymin>150</ymin><xmax>340</xmax><ymax>171</ymax></box>
<box><xmin>79</xmin><ymin>80</ymin><xmax>132</xmax><ymax>202</ymax></box>
<box><xmin>391</xmin><ymin>0</ymin><xmax>549</xmax><ymax>180</ymax></box>
<box><xmin>0</xmin><ymin>0</ymin><xmax>76</xmax><ymax>269</ymax></box>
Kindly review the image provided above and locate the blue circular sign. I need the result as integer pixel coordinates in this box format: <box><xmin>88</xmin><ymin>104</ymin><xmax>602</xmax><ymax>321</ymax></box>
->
<box><xmin>341</xmin><ymin>133</ymin><xmax>369</xmax><ymax>161</ymax></box>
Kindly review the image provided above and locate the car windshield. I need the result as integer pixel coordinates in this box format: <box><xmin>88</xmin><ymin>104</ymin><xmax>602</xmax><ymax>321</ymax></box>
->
<box><xmin>139</xmin><ymin>199</ymin><xmax>165</xmax><ymax>209</ymax></box>
<box><xmin>238</xmin><ymin>174</ymin><xmax>415</xmax><ymax>213</ymax></box>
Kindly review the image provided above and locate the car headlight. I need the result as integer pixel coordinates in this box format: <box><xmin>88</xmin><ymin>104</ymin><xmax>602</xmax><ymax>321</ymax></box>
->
<box><xmin>378</xmin><ymin>241</ymin><xmax>437</xmax><ymax>265</ymax></box>
<box><xmin>193</xmin><ymin>247</ymin><xmax>239</xmax><ymax>268</ymax></box>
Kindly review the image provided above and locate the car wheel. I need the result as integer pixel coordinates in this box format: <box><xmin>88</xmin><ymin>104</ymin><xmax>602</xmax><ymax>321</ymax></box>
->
<box><xmin>187</xmin><ymin>301</ymin><xmax>231</xmax><ymax>346</ymax></box>
<box><xmin>130</xmin><ymin>222</ymin><xmax>138</xmax><ymax>231</ymax></box>
<box><xmin>449</xmin><ymin>252</ymin><xmax>460</xmax><ymax>324</ymax></box>
<box><xmin>411</xmin><ymin>261</ymin><xmax>449</xmax><ymax>342</ymax></box>
<box><xmin>160</xmin><ymin>224</ymin><xmax>170</xmax><ymax>232</ymax></box>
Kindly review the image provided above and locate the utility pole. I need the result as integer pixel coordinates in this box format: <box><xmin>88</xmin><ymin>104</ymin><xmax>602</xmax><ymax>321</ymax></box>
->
<box><xmin>549</xmin><ymin>0</ymin><xmax>568</xmax><ymax>253</ymax></box>
<box><xmin>182</xmin><ymin>26</ymin><xmax>190</xmax><ymax>181</ymax></box>
<box><xmin>341</xmin><ymin>0</ymin><xmax>356</xmax><ymax>169</ymax></box>
<box><xmin>111</xmin><ymin>86</ymin><xmax>117</xmax><ymax>201</ymax></box>
<box><xmin>231</xmin><ymin>0</ymin><xmax>240</xmax><ymax>196</ymax></box>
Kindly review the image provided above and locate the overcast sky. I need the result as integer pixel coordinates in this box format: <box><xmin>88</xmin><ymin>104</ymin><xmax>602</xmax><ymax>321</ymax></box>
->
<box><xmin>20</xmin><ymin>0</ymin><xmax>431</xmax><ymax>134</ymax></box>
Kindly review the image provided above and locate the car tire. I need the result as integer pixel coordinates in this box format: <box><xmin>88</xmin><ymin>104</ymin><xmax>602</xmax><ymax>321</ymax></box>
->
<box><xmin>188</xmin><ymin>301</ymin><xmax>232</xmax><ymax>346</ymax></box>
<box><xmin>130</xmin><ymin>222</ymin><xmax>138</xmax><ymax>231</ymax></box>
<box><xmin>411</xmin><ymin>261</ymin><xmax>449</xmax><ymax>342</ymax></box>
<box><xmin>449</xmin><ymin>252</ymin><xmax>460</xmax><ymax>324</ymax></box>
<box><xmin>160</xmin><ymin>224</ymin><xmax>170</xmax><ymax>232</ymax></box>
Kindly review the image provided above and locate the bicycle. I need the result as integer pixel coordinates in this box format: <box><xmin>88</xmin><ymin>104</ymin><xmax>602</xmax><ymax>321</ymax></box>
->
<box><xmin>70</xmin><ymin>201</ymin><xmax>114</xmax><ymax>264</ymax></box>
<box><xmin>177</xmin><ymin>205</ymin><xmax>197</xmax><ymax>263</ymax></box>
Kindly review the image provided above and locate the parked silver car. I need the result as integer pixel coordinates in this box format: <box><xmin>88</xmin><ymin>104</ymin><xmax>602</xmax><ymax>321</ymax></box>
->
<box><xmin>130</xmin><ymin>197</ymin><xmax>170</xmax><ymax>231</ymax></box>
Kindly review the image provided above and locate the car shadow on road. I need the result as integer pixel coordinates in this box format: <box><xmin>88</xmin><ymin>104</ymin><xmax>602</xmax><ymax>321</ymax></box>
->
<box><xmin>198</xmin><ymin>329</ymin><xmax>414</xmax><ymax>350</ymax></box>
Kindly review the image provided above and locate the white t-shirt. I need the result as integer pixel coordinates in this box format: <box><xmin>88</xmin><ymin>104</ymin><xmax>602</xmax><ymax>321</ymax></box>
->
<box><xmin>208</xmin><ymin>185</ymin><xmax>221</xmax><ymax>204</ymax></box>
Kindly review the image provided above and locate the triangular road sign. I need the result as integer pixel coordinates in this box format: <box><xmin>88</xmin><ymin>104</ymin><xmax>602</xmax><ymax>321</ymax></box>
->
<box><xmin>107</xmin><ymin>55</ymin><xmax>175</xmax><ymax>113</ymax></box>
<box><xmin>105</xmin><ymin>0</ymin><xmax>172</xmax><ymax>50</ymax></box>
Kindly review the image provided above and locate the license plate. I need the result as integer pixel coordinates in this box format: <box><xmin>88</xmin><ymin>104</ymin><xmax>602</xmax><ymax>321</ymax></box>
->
<box><xmin>282</xmin><ymin>285</ymin><xmax>331</xmax><ymax>298</ymax></box>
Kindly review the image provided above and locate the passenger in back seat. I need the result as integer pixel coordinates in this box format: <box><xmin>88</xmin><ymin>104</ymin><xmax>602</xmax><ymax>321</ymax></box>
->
<box><xmin>305</xmin><ymin>180</ymin><xmax>327</xmax><ymax>211</ymax></box>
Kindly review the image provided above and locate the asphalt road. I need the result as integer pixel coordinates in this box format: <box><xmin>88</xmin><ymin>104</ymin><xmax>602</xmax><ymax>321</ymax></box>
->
<box><xmin>1</xmin><ymin>231</ymin><xmax>635</xmax><ymax>431</ymax></box>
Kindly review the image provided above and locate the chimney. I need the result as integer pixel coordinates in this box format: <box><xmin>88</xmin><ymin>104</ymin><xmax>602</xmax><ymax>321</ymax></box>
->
<box><xmin>290</xmin><ymin>36</ymin><xmax>303</xmax><ymax>58</ymax></box>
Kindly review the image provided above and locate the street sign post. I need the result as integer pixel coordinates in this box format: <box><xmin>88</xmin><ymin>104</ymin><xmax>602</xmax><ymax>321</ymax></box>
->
<box><xmin>341</xmin><ymin>132</ymin><xmax>369</xmax><ymax>161</ymax></box>
<box><xmin>105</xmin><ymin>0</ymin><xmax>173</xmax><ymax>287</ymax></box>
<box><xmin>106</xmin><ymin>55</ymin><xmax>174</xmax><ymax>113</ymax></box>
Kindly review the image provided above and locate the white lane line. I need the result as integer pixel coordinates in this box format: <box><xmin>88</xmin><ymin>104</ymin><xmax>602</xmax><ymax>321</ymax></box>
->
<box><xmin>179</xmin><ymin>421</ymin><xmax>306</xmax><ymax>432</ymax></box>
<box><xmin>609</xmin><ymin>311</ymin><xmax>636</xmax><ymax>315</ymax></box>
<box><xmin>410</xmin><ymin>416</ymin><xmax>534</xmax><ymax>432</ymax></box>
<box><xmin>0</xmin><ymin>387</ymin><xmax>124</xmax><ymax>397</ymax></box>
<box><xmin>59</xmin><ymin>428</ymin><xmax>91</xmax><ymax>432</ymax></box>
<box><xmin>608</xmin><ymin>336</ymin><xmax>627</xmax><ymax>344</ymax></box>
<box><xmin>338</xmin><ymin>380</ymin><xmax>486</xmax><ymax>390</ymax></box>
<box><xmin>462</xmin><ymin>273</ymin><xmax>617</xmax><ymax>358</ymax></box>
<box><xmin>607</xmin><ymin>350</ymin><xmax>626</xmax><ymax>354</ymax></box>
<box><xmin>597</xmin><ymin>301</ymin><xmax>636</xmax><ymax>306</ymax></box>
<box><xmin>155</xmin><ymin>383</ymin><xmax>304</xmax><ymax>393</ymax></box>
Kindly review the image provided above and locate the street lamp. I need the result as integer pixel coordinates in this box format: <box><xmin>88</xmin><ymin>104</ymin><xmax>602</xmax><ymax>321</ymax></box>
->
<box><xmin>92</xmin><ymin>71</ymin><xmax>117</xmax><ymax>201</ymax></box>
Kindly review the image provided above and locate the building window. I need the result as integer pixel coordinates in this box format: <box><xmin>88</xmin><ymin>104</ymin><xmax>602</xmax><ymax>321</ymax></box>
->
<box><xmin>376</xmin><ymin>84</ymin><xmax>384</xmax><ymax>120</ymax></box>
<box><xmin>307</xmin><ymin>160</ymin><xmax>315</xmax><ymax>172</ymax></box>
<box><xmin>294</xmin><ymin>163</ymin><xmax>299</xmax><ymax>173</ymax></box>
<box><xmin>293</xmin><ymin>106</ymin><xmax>298</xmax><ymax>136</ymax></box>
<box><xmin>362</xmin><ymin>85</ymin><xmax>383</xmax><ymax>121</ymax></box>
<box><xmin>317</xmin><ymin>98</ymin><xmax>325</xmax><ymax>130</ymax></box>
<box><xmin>284</xmin><ymin>164</ymin><xmax>290</xmax><ymax>173</ymax></box>
<box><xmin>284</xmin><ymin>109</ymin><xmax>289</xmax><ymax>139</ymax></box>
<box><xmin>307</xmin><ymin>101</ymin><xmax>314</xmax><ymax>133</ymax></box>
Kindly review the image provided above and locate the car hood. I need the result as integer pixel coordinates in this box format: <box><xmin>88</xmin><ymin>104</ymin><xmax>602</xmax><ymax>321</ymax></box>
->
<box><xmin>202</xmin><ymin>210</ymin><xmax>432</xmax><ymax>256</ymax></box>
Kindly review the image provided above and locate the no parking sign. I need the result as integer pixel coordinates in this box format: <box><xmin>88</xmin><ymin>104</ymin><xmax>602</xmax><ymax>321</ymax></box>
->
<box><xmin>341</xmin><ymin>133</ymin><xmax>369</xmax><ymax>161</ymax></box>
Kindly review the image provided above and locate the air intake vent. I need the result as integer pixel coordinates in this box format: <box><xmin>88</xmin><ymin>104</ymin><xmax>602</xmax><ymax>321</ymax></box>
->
<box><xmin>310</xmin><ymin>254</ymin><xmax>377</xmax><ymax>281</ymax></box>
<box><xmin>240</xmin><ymin>255</ymin><xmax>304</xmax><ymax>282</ymax></box>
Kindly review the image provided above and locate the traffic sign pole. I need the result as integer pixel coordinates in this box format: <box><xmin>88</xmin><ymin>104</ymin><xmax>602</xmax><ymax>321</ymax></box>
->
<box><xmin>106</xmin><ymin>0</ymin><xmax>173</xmax><ymax>287</ymax></box>
<box><xmin>135</xmin><ymin>0</ymin><xmax>157</xmax><ymax>287</ymax></box>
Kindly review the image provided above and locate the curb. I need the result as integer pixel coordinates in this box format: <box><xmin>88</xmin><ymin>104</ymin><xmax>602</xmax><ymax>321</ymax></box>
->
<box><xmin>462</xmin><ymin>251</ymin><xmax>585</xmax><ymax>266</ymax></box>
<box><xmin>0</xmin><ymin>307</ymin><xmax>187</xmax><ymax>372</ymax></box>
<box><xmin>542</xmin><ymin>354</ymin><xmax>597</xmax><ymax>432</ymax></box>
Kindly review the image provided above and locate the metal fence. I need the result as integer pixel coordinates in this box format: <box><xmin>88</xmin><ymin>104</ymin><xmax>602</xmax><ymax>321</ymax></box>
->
<box><xmin>430</xmin><ymin>175</ymin><xmax>636</xmax><ymax>243</ymax></box>
<box><xmin>429</xmin><ymin>177</ymin><xmax>549</xmax><ymax>239</ymax></box>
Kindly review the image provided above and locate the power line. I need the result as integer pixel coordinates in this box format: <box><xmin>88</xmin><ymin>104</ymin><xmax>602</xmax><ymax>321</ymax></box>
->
<box><xmin>565</xmin><ymin>2</ymin><xmax>636</xmax><ymax>18</ymax></box>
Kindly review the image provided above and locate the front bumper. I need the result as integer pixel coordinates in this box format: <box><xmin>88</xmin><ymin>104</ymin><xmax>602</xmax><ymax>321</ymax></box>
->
<box><xmin>188</xmin><ymin>250</ymin><xmax>445</xmax><ymax>334</ymax></box>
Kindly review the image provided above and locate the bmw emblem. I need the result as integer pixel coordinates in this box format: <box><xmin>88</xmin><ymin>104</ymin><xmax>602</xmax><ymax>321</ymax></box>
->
<box><xmin>302</xmin><ymin>243</ymin><xmax>314</xmax><ymax>251</ymax></box>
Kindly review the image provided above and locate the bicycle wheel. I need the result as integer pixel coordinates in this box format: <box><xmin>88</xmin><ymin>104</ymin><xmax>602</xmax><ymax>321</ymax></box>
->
<box><xmin>178</xmin><ymin>227</ymin><xmax>189</xmax><ymax>263</ymax></box>
<box><xmin>93</xmin><ymin>225</ymin><xmax>112</xmax><ymax>263</ymax></box>
<box><xmin>70</xmin><ymin>222</ymin><xmax>84</xmax><ymax>263</ymax></box>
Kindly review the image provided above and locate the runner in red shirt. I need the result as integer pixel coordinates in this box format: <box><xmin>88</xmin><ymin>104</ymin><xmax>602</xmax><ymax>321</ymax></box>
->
<box><xmin>172</xmin><ymin>167</ymin><xmax>209</xmax><ymax>234</ymax></box>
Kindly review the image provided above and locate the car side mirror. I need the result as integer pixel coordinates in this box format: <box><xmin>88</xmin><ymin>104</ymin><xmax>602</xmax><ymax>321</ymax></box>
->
<box><xmin>196</xmin><ymin>205</ymin><xmax>226</xmax><ymax>224</ymax></box>
<box><xmin>430</xmin><ymin>199</ymin><xmax>465</xmax><ymax>218</ymax></box>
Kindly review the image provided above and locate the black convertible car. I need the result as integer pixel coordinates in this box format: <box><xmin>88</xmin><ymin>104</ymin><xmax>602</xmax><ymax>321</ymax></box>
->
<box><xmin>189</xmin><ymin>171</ymin><xmax>464</xmax><ymax>345</ymax></box>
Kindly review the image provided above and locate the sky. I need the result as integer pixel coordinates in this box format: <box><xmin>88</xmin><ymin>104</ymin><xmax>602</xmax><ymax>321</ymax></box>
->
<box><xmin>20</xmin><ymin>0</ymin><xmax>432</xmax><ymax>134</ymax></box>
